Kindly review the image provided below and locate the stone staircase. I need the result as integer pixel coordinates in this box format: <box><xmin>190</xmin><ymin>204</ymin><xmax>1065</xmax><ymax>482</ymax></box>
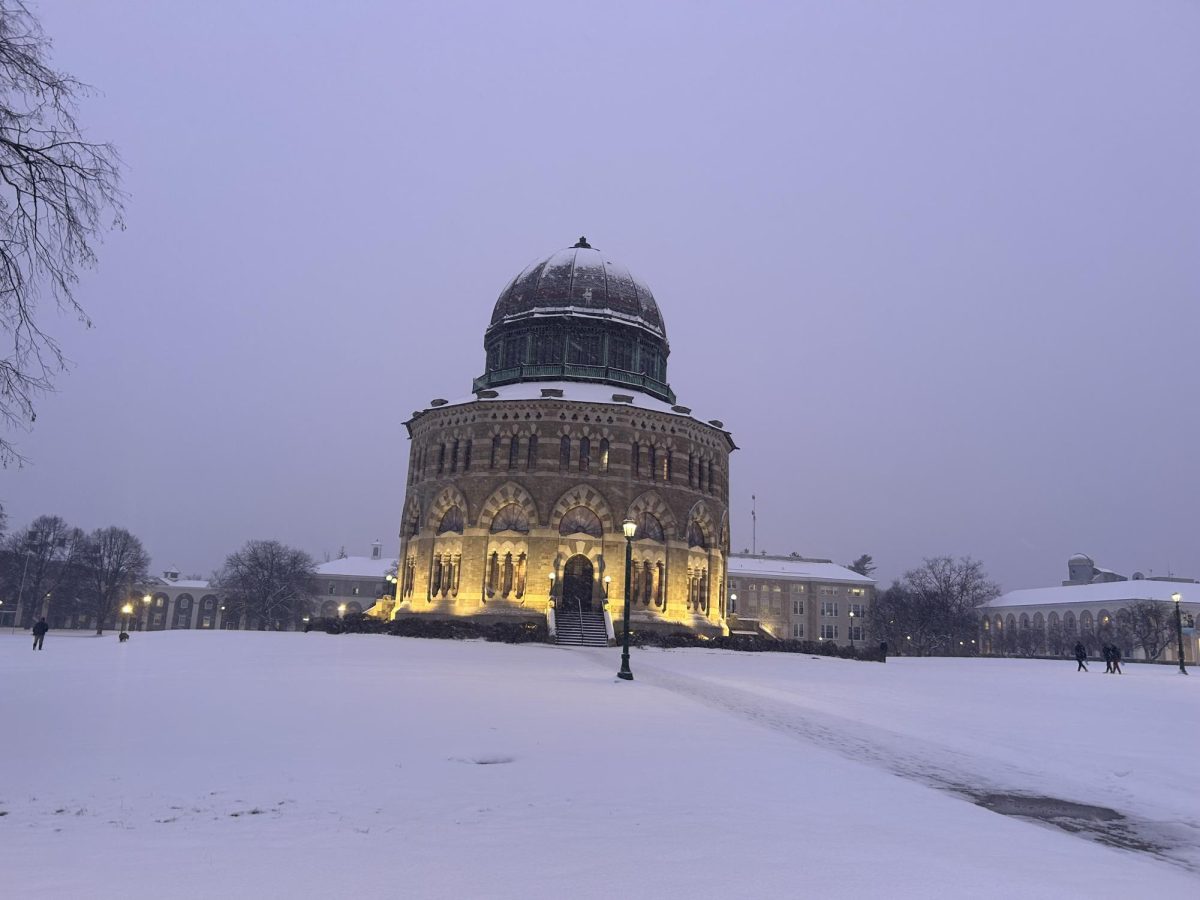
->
<box><xmin>555</xmin><ymin>609</ymin><xmax>609</xmax><ymax>647</ymax></box>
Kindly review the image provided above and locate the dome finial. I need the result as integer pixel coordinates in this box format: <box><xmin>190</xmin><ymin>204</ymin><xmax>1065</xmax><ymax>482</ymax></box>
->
<box><xmin>572</xmin><ymin>235</ymin><xmax>592</xmax><ymax>249</ymax></box>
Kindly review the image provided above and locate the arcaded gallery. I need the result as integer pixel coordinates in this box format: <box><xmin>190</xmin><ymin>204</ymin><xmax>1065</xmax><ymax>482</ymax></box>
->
<box><xmin>393</xmin><ymin>238</ymin><xmax>735</xmax><ymax>639</ymax></box>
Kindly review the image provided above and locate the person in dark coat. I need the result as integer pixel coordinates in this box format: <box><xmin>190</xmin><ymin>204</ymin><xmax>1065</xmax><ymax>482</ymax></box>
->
<box><xmin>879</xmin><ymin>640</ymin><xmax>888</xmax><ymax>662</ymax></box>
<box><xmin>1104</xmin><ymin>644</ymin><xmax>1116</xmax><ymax>673</ymax></box>
<box><xmin>1111</xmin><ymin>644</ymin><xmax>1122</xmax><ymax>675</ymax></box>
<box><xmin>31</xmin><ymin>617</ymin><xmax>49</xmax><ymax>651</ymax></box>
<box><xmin>1073</xmin><ymin>641</ymin><xmax>1088</xmax><ymax>672</ymax></box>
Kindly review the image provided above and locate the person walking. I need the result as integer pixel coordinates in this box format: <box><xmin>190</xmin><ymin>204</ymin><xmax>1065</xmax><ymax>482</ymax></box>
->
<box><xmin>1074</xmin><ymin>641</ymin><xmax>1088</xmax><ymax>672</ymax></box>
<box><xmin>1111</xmin><ymin>644</ymin><xmax>1123</xmax><ymax>675</ymax></box>
<box><xmin>1102</xmin><ymin>644</ymin><xmax>1113</xmax><ymax>674</ymax></box>
<box><xmin>31</xmin><ymin>617</ymin><xmax>49</xmax><ymax>651</ymax></box>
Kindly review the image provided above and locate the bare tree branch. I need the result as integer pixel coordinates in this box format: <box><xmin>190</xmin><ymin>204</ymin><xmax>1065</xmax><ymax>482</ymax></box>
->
<box><xmin>0</xmin><ymin>1</ymin><xmax>124</xmax><ymax>465</ymax></box>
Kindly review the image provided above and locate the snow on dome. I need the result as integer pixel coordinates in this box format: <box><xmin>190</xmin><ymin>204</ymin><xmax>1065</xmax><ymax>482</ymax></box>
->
<box><xmin>489</xmin><ymin>240</ymin><xmax>666</xmax><ymax>340</ymax></box>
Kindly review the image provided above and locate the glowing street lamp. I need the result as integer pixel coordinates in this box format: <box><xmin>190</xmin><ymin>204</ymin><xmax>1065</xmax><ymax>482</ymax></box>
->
<box><xmin>548</xmin><ymin>572</ymin><xmax>556</xmax><ymax>606</ymax></box>
<box><xmin>121</xmin><ymin>602</ymin><xmax>133</xmax><ymax>632</ymax></box>
<box><xmin>603</xmin><ymin>575</ymin><xmax>611</xmax><ymax>599</ymax></box>
<box><xmin>337</xmin><ymin>603</ymin><xmax>347</xmax><ymax>619</ymax></box>
<box><xmin>1172</xmin><ymin>592</ymin><xmax>1187</xmax><ymax>675</ymax></box>
<box><xmin>617</xmin><ymin>518</ymin><xmax>637</xmax><ymax>681</ymax></box>
<box><xmin>849</xmin><ymin>610</ymin><xmax>856</xmax><ymax>649</ymax></box>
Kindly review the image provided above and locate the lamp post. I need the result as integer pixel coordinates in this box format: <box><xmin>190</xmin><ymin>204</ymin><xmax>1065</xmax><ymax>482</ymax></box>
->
<box><xmin>548</xmin><ymin>572</ymin><xmax>556</xmax><ymax>606</ymax></box>
<box><xmin>603</xmin><ymin>575</ymin><xmax>611</xmax><ymax>600</ymax></box>
<box><xmin>141</xmin><ymin>593</ymin><xmax>152</xmax><ymax>631</ymax></box>
<box><xmin>337</xmin><ymin>603</ymin><xmax>346</xmax><ymax>619</ymax></box>
<box><xmin>849</xmin><ymin>610</ymin><xmax>856</xmax><ymax>649</ymax></box>
<box><xmin>617</xmin><ymin>517</ymin><xmax>637</xmax><ymax>681</ymax></box>
<box><xmin>121</xmin><ymin>602</ymin><xmax>133</xmax><ymax>633</ymax></box>
<box><xmin>1172</xmin><ymin>592</ymin><xmax>1187</xmax><ymax>675</ymax></box>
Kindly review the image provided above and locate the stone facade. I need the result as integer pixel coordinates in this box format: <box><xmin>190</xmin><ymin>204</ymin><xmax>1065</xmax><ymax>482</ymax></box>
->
<box><xmin>393</xmin><ymin>239</ymin><xmax>734</xmax><ymax>636</ymax></box>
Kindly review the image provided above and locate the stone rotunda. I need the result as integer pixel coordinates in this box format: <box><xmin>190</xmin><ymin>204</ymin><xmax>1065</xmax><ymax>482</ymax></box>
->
<box><xmin>394</xmin><ymin>238</ymin><xmax>735</xmax><ymax>638</ymax></box>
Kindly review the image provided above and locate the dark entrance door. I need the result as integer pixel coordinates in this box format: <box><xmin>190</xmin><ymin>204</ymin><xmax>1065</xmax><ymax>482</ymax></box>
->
<box><xmin>560</xmin><ymin>555</ymin><xmax>594</xmax><ymax>613</ymax></box>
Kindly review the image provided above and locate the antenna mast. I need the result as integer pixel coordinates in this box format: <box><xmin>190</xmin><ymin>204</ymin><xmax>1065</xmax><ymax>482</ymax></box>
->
<box><xmin>751</xmin><ymin>494</ymin><xmax>757</xmax><ymax>556</ymax></box>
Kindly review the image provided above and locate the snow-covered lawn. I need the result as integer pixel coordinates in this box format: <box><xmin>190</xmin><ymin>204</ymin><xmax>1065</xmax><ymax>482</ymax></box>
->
<box><xmin>1</xmin><ymin>632</ymin><xmax>1196</xmax><ymax>898</ymax></box>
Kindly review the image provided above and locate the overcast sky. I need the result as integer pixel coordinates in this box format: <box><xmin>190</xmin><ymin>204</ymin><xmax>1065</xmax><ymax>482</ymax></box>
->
<box><xmin>3</xmin><ymin>0</ymin><xmax>1197</xmax><ymax>590</ymax></box>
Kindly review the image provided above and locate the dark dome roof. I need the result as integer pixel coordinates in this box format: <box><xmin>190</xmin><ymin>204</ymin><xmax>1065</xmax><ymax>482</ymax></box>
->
<box><xmin>489</xmin><ymin>237</ymin><xmax>666</xmax><ymax>340</ymax></box>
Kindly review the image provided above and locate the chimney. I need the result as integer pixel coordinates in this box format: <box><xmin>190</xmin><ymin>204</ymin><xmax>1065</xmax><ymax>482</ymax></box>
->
<box><xmin>371</xmin><ymin>540</ymin><xmax>382</xmax><ymax>560</ymax></box>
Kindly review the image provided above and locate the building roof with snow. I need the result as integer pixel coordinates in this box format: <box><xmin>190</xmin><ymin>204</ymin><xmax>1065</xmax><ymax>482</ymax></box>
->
<box><xmin>315</xmin><ymin>556</ymin><xmax>397</xmax><ymax>579</ymax></box>
<box><xmin>727</xmin><ymin>554</ymin><xmax>875</xmax><ymax>585</ymax></box>
<box><xmin>988</xmin><ymin>579</ymin><xmax>1197</xmax><ymax>609</ymax></box>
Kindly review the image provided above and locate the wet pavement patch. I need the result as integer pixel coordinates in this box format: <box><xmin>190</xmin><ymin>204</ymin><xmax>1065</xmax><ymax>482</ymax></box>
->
<box><xmin>965</xmin><ymin>792</ymin><xmax>1172</xmax><ymax>858</ymax></box>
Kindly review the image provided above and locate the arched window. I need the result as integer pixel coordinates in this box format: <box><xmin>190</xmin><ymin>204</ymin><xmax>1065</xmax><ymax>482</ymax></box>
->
<box><xmin>526</xmin><ymin>434</ymin><xmax>538</xmax><ymax>470</ymax></box>
<box><xmin>634</xmin><ymin>512</ymin><xmax>665</xmax><ymax>542</ymax></box>
<box><xmin>437</xmin><ymin>506</ymin><xmax>464</xmax><ymax>535</ymax></box>
<box><xmin>450</xmin><ymin>440</ymin><xmax>459</xmax><ymax>473</ymax></box>
<box><xmin>688</xmin><ymin>454</ymin><xmax>695</xmax><ymax>487</ymax></box>
<box><xmin>579</xmin><ymin>437</ymin><xmax>590</xmax><ymax>473</ymax></box>
<box><xmin>463</xmin><ymin>439</ymin><xmax>472</xmax><ymax>472</ymax></box>
<box><xmin>642</xmin><ymin>561</ymin><xmax>653</xmax><ymax>605</ymax></box>
<box><xmin>648</xmin><ymin>446</ymin><xmax>657</xmax><ymax>481</ymax></box>
<box><xmin>632</xmin><ymin>442</ymin><xmax>640</xmax><ymax>478</ymax></box>
<box><xmin>599</xmin><ymin>438</ymin><xmax>609</xmax><ymax>473</ymax></box>
<box><xmin>486</xmin><ymin>552</ymin><xmax>499</xmax><ymax>596</ymax></box>
<box><xmin>559</xmin><ymin>435</ymin><xmax>571</xmax><ymax>470</ymax></box>
<box><xmin>437</xmin><ymin>443</ymin><xmax>446</xmax><ymax>474</ymax></box>
<box><xmin>508</xmin><ymin>435</ymin><xmax>520</xmax><ymax>469</ymax></box>
<box><xmin>707</xmin><ymin>461</ymin><xmax>714</xmax><ymax>493</ymax></box>
<box><xmin>559</xmin><ymin>506</ymin><xmax>603</xmax><ymax>538</ymax></box>
<box><xmin>697</xmin><ymin>458</ymin><xmax>705</xmax><ymax>492</ymax></box>
<box><xmin>502</xmin><ymin>552</ymin><xmax>514</xmax><ymax>596</ymax></box>
<box><xmin>490</xmin><ymin>435</ymin><xmax>501</xmax><ymax>469</ymax></box>
<box><xmin>687</xmin><ymin>521</ymin><xmax>708</xmax><ymax>549</ymax></box>
<box><xmin>490</xmin><ymin>504</ymin><xmax>530</xmax><ymax>534</ymax></box>
<box><xmin>655</xmin><ymin>561</ymin><xmax>665</xmax><ymax>607</ymax></box>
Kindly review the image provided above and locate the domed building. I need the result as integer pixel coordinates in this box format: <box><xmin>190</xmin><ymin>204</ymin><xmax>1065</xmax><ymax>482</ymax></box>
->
<box><xmin>393</xmin><ymin>238</ymin><xmax>735</xmax><ymax>639</ymax></box>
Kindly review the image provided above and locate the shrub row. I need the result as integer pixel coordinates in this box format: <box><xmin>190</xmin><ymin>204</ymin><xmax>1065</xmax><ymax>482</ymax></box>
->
<box><xmin>621</xmin><ymin>628</ymin><xmax>885</xmax><ymax>662</ymax></box>
<box><xmin>318</xmin><ymin>613</ymin><xmax>881</xmax><ymax>661</ymax></box>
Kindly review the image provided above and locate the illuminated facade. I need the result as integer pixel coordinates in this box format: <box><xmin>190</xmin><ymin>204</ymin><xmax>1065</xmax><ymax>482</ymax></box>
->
<box><xmin>394</xmin><ymin>238</ymin><xmax>735</xmax><ymax>637</ymax></box>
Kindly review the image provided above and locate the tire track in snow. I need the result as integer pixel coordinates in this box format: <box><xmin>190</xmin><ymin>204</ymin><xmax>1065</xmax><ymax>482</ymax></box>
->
<box><xmin>624</xmin><ymin>656</ymin><xmax>1200</xmax><ymax>876</ymax></box>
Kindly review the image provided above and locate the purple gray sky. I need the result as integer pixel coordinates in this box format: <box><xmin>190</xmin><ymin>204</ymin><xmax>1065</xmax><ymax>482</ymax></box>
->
<box><xmin>3</xmin><ymin>1</ymin><xmax>1197</xmax><ymax>589</ymax></box>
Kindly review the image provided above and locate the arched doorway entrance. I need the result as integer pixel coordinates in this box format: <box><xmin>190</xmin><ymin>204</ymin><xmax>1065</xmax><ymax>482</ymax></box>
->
<box><xmin>560</xmin><ymin>555</ymin><xmax>594</xmax><ymax>613</ymax></box>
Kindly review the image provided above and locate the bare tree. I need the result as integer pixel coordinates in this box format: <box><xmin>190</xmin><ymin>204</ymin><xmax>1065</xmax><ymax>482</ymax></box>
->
<box><xmin>81</xmin><ymin>526</ymin><xmax>149</xmax><ymax>634</ymax></box>
<box><xmin>873</xmin><ymin>557</ymin><xmax>1000</xmax><ymax>655</ymax></box>
<box><xmin>0</xmin><ymin>1</ymin><xmax>123</xmax><ymax>466</ymax></box>
<box><xmin>1</xmin><ymin>513</ymin><xmax>86</xmax><ymax>625</ymax></box>
<box><xmin>1126</xmin><ymin>600</ymin><xmax>1175</xmax><ymax>661</ymax></box>
<box><xmin>216</xmin><ymin>540</ymin><xmax>316</xmax><ymax>630</ymax></box>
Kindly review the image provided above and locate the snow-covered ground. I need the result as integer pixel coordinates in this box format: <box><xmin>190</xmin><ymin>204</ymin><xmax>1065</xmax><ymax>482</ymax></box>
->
<box><xmin>1</xmin><ymin>631</ymin><xmax>1196</xmax><ymax>898</ymax></box>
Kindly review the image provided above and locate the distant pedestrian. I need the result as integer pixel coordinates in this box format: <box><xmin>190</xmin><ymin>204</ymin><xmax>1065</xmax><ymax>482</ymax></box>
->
<box><xmin>1111</xmin><ymin>644</ymin><xmax>1122</xmax><ymax>675</ymax></box>
<box><xmin>1103</xmin><ymin>644</ymin><xmax>1114</xmax><ymax>674</ymax></box>
<box><xmin>31</xmin><ymin>617</ymin><xmax>49</xmax><ymax>651</ymax></box>
<box><xmin>879</xmin><ymin>641</ymin><xmax>888</xmax><ymax>662</ymax></box>
<box><xmin>1074</xmin><ymin>641</ymin><xmax>1088</xmax><ymax>672</ymax></box>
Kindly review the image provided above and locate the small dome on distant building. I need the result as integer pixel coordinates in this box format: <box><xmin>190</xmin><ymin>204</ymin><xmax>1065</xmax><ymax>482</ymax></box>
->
<box><xmin>1069</xmin><ymin>553</ymin><xmax>1094</xmax><ymax>564</ymax></box>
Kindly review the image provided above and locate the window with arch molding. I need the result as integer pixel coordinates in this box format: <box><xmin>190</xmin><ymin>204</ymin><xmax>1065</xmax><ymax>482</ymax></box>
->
<box><xmin>599</xmin><ymin>438</ymin><xmax>609</xmax><ymax>473</ymax></box>
<box><xmin>437</xmin><ymin>506</ymin><xmax>464</xmax><ymax>535</ymax></box>
<box><xmin>687</xmin><ymin>521</ymin><xmax>708</xmax><ymax>549</ymax></box>
<box><xmin>558</xmin><ymin>506</ymin><xmax>603</xmax><ymax>538</ymax></box>
<box><xmin>559</xmin><ymin>435</ymin><xmax>570</xmax><ymax>470</ymax></box>
<box><xmin>508</xmin><ymin>435</ymin><xmax>520</xmax><ymax>469</ymax></box>
<box><xmin>490</xmin><ymin>504</ymin><xmax>530</xmax><ymax>534</ymax></box>
<box><xmin>579</xmin><ymin>437</ymin><xmax>590</xmax><ymax>473</ymax></box>
<box><xmin>526</xmin><ymin>434</ymin><xmax>538</xmax><ymax>470</ymax></box>
<box><xmin>634</xmin><ymin>512</ymin><xmax>665</xmax><ymax>542</ymax></box>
